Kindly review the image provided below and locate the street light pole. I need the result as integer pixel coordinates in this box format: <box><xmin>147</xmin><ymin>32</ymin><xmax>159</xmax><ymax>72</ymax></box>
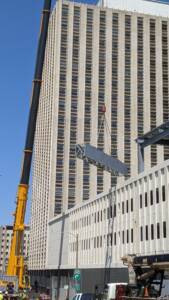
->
<box><xmin>76</xmin><ymin>234</ymin><xmax>78</xmax><ymax>269</ymax></box>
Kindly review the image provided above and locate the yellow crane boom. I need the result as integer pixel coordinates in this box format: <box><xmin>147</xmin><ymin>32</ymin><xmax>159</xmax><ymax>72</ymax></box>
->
<box><xmin>6</xmin><ymin>0</ymin><xmax>52</xmax><ymax>289</ymax></box>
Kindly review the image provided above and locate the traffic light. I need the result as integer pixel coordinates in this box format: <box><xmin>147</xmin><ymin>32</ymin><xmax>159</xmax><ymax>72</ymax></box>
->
<box><xmin>74</xmin><ymin>273</ymin><xmax>81</xmax><ymax>281</ymax></box>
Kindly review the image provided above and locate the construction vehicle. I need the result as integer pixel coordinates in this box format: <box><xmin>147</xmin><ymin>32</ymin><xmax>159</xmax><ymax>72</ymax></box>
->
<box><xmin>122</xmin><ymin>253</ymin><xmax>169</xmax><ymax>297</ymax></box>
<box><xmin>0</xmin><ymin>0</ymin><xmax>52</xmax><ymax>291</ymax></box>
<box><xmin>103</xmin><ymin>253</ymin><xmax>169</xmax><ymax>300</ymax></box>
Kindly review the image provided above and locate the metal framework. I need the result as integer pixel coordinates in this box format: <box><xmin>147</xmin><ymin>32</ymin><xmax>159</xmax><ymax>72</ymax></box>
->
<box><xmin>75</xmin><ymin>144</ymin><xmax>128</xmax><ymax>175</ymax></box>
<box><xmin>136</xmin><ymin>120</ymin><xmax>169</xmax><ymax>173</ymax></box>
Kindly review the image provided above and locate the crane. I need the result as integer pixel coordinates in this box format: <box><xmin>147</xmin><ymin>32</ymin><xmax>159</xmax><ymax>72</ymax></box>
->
<box><xmin>5</xmin><ymin>0</ymin><xmax>52</xmax><ymax>289</ymax></box>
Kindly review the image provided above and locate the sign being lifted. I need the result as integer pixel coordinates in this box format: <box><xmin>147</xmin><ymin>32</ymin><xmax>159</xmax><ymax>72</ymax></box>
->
<box><xmin>75</xmin><ymin>144</ymin><xmax>128</xmax><ymax>176</ymax></box>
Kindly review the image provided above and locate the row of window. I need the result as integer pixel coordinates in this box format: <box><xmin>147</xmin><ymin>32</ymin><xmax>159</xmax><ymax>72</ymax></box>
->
<box><xmin>140</xmin><ymin>185</ymin><xmax>166</xmax><ymax>208</ymax></box>
<box><xmin>72</xmin><ymin>206</ymin><xmax>116</xmax><ymax>230</ymax></box>
<box><xmin>140</xmin><ymin>222</ymin><xmax>167</xmax><ymax>241</ymax></box>
<box><xmin>72</xmin><ymin>184</ymin><xmax>166</xmax><ymax>229</ymax></box>
<box><xmin>70</xmin><ymin>229</ymin><xmax>134</xmax><ymax>252</ymax></box>
<box><xmin>70</xmin><ymin>221</ymin><xmax>167</xmax><ymax>252</ymax></box>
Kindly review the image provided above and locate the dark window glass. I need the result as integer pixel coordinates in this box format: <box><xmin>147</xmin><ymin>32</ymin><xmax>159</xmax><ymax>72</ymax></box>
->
<box><xmin>127</xmin><ymin>229</ymin><xmax>129</xmax><ymax>243</ymax></box>
<box><xmin>97</xmin><ymin>236</ymin><xmax>99</xmax><ymax>248</ymax></box>
<box><xmin>100</xmin><ymin>236</ymin><xmax>102</xmax><ymax>247</ymax></box>
<box><xmin>107</xmin><ymin>207</ymin><xmax>110</xmax><ymax>219</ymax></box>
<box><xmin>110</xmin><ymin>206</ymin><xmax>113</xmax><ymax>218</ymax></box>
<box><xmin>162</xmin><ymin>185</ymin><xmax>165</xmax><ymax>202</ymax></box>
<box><xmin>100</xmin><ymin>210</ymin><xmax>102</xmax><ymax>221</ymax></box>
<box><xmin>146</xmin><ymin>225</ymin><xmax>148</xmax><ymax>240</ymax></box>
<box><xmin>131</xmin><ymin>228</ymin><xmax>133</xmax><ymax>243</ymax></box>
<box><xmin>157</xmin><ymin>223</ymin><xmax>160</xmax><ymax>239</ymax></box>
<box><xmin>122</xmin><ymin>202</ymin><xmax>124</xmax><ymax>214</ymax></box>
<box><xmin>94</xmin><ymin>237</ymin><xmax>96</xmax><ymax>248</ymax></box>
<box><xmin>140</xmin><ymin>226</ymin><xmax>143</xmax><ymax>241</ymax></box>
<box><xmin>140</xmin><ymin>194</ymin><xmax>142</xmax><ymax>208</ymax></box>
<box><xmin>114</xmin><ymin>204</ymin><xmax>116</xmax><ymax>217</ymax></box>
<box><xmin>122</xmin><ymin>231</ymin><xmax>124</xmax><ymax>244</ymax></box>
<box><xmin>145</xmin><ymin>192</ymin><xmax>148</xmax><ymax>207</ymax></box>
<box><xmin>151</xmin><ymin>224</ymin><xmax>154</xmax><ymax>240</ymax></box>
<box><xmin>131</xmin><ymin>198</ymin><xmax>133</xmax><ymax>212</ymax></box>
<box><xmin>156</xmin><ymin>187</ymin><xmax>159</xmax><ymax>203</ymax></box>
<box><xmin>114</xmin><ymin>232</ymin><xmax>116</xmax><ymax>245</ymax></box>
<box><xmin>150</xmin><ymin>190</ymin><xmax>153</xmax><ymax>205</ymax></box>
<box><xmin>126</xmin><ymin>200</ymin><xmax>129</xmax><ymax>213</ymax></box>
<box><xmin>163</xmin><ymin>221</ymin><xmax>167</xmax><ymax>238</ymax></box>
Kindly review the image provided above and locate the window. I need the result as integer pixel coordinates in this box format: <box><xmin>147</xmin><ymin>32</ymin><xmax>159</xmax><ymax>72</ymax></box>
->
<box><xmin>163</xmin><ymin>221</ymin><xmax>166</xmax><ymax>238</ymax></box>
<box><xmin>127</xmin><ymin>229</ymin><xmax>129</xmax><ymax>243</ymax></box>
<box><xmin>146</xmin><ymin>225</ymin><xmax>148</xmax><ymax>240</ymax></box>
<box><xmin>100</xmin><ymin>236</ymin><xmax>102</xmax><ymax>247</ymax></box>
<box><xmin>140</xmin><ymin>194</ymin><xmax>142</xmax><ymax>208</ymax></box>
<box><xmin>150</xmin><ymin>190</ymin><xmax>153</xmax><ymax>205</ymax></box>
<box><xmin>97</xmin><ymin>236</ymin><xmax>99</xmax><ymax>248</ymax></box>
<box><xmin>157</xmin><ymin>223</ymin><xmax>160</xmax><ymax>239</ymax></box>
<box><xmin>140</xmin><ymin>226</ymin><xmax>143</xmax><ymax>241</ymax></box>
<box><xmin>126</xmin><ymin>200</ymin><xmax>128</xmax><ymax>213</ymax></box>
<box><xmin>122</xmin><ymin>231</ymin><xmax>124</xmax><ymax>244</ymax></box>
<box><xmin>131</xmin><ymin>229</ymin><xmax>133</xmax><ymax>243</ymax></box>
<box><xmin>114</xmin><ymin>204</ymin><xmax>116</xmax><ymax>217</ymax></box>
<box><xmin>145</xmin><ymin>192</ymin><xmax>148</xmax><ymax>207</ymax></box>
<box><xmin>131</xmin><ymin>198</ymin><xmax>133</xmax><ymax>212</ymax></box>
<box><xmin>107</xmin><ymin>207</ymin><xmax>110</xmax><ymax>219</ymax></box>
<box><xmin>151</xmin><ymin>224</ymin><xmax>154</xmax><ymax>240</ymax></box>
<box><xmin>156</xmin><ymin>187</ymin><xmax>159</xmax><ymax>203</ymax></box>
<box><xmin>110</xmin><ymin>206</ymin><xmax>113</xmax><ymax>218</ymax></box>
<box><xmin>114</xmin><ymin>232</ymin><xmax>116</xmax><ymax>245</ymax></box>
<box><xmin>122</xmin><ymin>202</ymin><xmax>124</xmax><ymax>214</ymax></box>
<box><xmin>162</xmin><ymin>185</ymin><xmax>165</xmax><ymax>202</ymax></box>
<box><xmin>94</xmin><ymin>237</ymin><xmax>96</xmax><ymax>248</ymax></box>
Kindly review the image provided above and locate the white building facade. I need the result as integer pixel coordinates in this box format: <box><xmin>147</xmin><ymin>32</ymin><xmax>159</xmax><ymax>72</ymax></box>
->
<box><xmin>47</xmin><ymin>159</ymin><xmax>169</xmax><ymax>295</ymax></box>
<box><xmin>98</xmin><ymin>0</ymin><xmax>169</xmax><ymax>17</ymax></box>
<box><xmin>29</xmin><ymin>0</ymin><xmax>169</xmax><ymax>271</ymax></box>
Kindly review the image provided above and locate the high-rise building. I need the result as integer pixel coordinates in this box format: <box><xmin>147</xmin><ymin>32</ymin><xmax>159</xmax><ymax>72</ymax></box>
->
<box><xmin>0</xmin><ymin>225</ymin><xmax>29</xmax><ymax>273</ymax></box>
<box><xmin>29</xmin><ymin>0</ymin><xmax>169</xmax><ymax>270</ymax></box>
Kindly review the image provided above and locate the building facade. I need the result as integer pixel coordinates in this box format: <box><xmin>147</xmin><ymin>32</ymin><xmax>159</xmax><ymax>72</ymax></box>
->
<box><xmin>0</xmin><ymin>225</ymin><xmax>29</xmax><ymax>273</ymax></box>
<box><xmin>98</xmin><ymin>0</ymin><xmax>169</xmax><ymax>17</ymax></box>
<box><xmin>47</xmin><ymin>158</ymin><xmax>169</xmax><ymax>297</ymax></box>
<box><xmin>29</xmin><ymin>0</ymin><xmax>169</xmax><ymax>270</ymax></box>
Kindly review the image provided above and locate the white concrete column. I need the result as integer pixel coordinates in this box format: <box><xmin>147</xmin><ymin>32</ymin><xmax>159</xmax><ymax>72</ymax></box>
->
<box><xmin>75</xmin><ymin>6</ymin><xmax>87</xmax><ymax>204</ymax></box>
<box><xmin>156</xmin><ymin>18</ymin><xmax>164</xmax><ymax>163</ymax></box>
<box><xmin>104</xmin><ymin>9</ymin><xmax>112</xmax><ymax>192</ymax></box>
<box><xmin>63</xmin><ymin>3</ymin><xmax>74</xmax><ymax>211</ymax></box>
<box><xmin>117</xmin><ymin>13</ymin><xmax>125</xmax><ymax>186</ymax></box>
<box><xmin>130</xmin><ymin>15</ymin><xmax>138</xmax><ymax>178</ymax></box>
<box><xmin>49</xmin><ymin>3</ymin><xmax>61</xmax><ymax>219</ymax></box>
<box><xmin>143</xmin><ymin>16</ymin><xmax>151</xmax><ymax>171</ymax></box>
<box><xmin>90</xmin><ymin>7</ymin><xmax>100</xmax><ymax>198</ymax></box>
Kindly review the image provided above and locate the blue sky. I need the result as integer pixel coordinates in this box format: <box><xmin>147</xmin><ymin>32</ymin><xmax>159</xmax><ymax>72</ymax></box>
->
<box><xmin>0</xmin><ymin>1</ymin><xmax>45</xmax><ymax>225</ymax></box>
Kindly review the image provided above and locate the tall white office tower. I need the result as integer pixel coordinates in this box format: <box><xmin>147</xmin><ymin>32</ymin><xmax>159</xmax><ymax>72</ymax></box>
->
<box><xmin>29</xmin><ymin>0</ymin><xmax>169</xmax><ymax>270</ymax></box>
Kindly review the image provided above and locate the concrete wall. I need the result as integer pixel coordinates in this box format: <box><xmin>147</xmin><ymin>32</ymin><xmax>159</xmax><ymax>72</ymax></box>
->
<box><xmin>47</xmin><ymin>213</ymin><xmax>70</xmax><ymax>269</ymax></box>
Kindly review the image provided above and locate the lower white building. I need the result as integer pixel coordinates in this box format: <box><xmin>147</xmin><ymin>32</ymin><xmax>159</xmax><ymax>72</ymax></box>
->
<box><xmin>46</xmin><ymin>159</ymin><xmax>169</xmax><ymax>298</ymax></box>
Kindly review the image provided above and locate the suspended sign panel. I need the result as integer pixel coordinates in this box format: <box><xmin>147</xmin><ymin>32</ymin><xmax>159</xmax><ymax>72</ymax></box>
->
<box><xmin>75</xmin><ymin>144</ymin><xmax>128</xmax><ymax>175</ymax></box>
